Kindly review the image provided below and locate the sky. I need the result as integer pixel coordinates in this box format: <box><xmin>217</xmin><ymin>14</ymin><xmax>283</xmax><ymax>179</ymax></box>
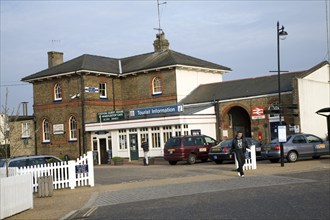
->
<box><xmin>1</xmin><ymin>0</ymin><xmax>329</xmax><ymax>115</ymax></box>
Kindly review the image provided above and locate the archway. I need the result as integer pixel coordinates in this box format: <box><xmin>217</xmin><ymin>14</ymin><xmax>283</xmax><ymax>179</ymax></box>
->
<box><xmin>228</xmin><ymin>106</ymin><xmax>251</xmax><ymax>137</ymax></box>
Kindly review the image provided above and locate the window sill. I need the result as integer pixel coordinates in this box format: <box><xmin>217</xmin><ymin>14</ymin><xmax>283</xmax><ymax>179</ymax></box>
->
<box><xmin>68</xmin><ymin>140</ymin><xmax>77</xmax><ymax>142</ymax></box>
<box><xmin>100</xmin><ymin>97</ymin><xmax>108</xmax><ymax>100</ymax></box>
<box><xmin>152</xmin><ymin>93</ymin><xmax>162</xmax><ymax>97</ymax></box>
<box><xmin>53</xmin><ymin>99</ymin><xmax>62</xmax><ymax>103</ymax></box>
<box><xmin>42</xmin><ymin>141</ymin><xmax>50</xmax><ymax>144</ymax></box>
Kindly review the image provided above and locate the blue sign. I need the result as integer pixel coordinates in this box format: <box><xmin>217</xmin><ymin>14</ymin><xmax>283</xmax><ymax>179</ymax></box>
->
<box><xmin>75</xmin><ymin>164</ymin><xmax>89</xmax><ymax>174</ymax></box>
<box><xmin>129</xmin><ymin>105</ymin><xmax>183</xmax><ymax>117</ymax></box>
<box><xmin>85</xmin><ymin>87</ymin><xmax>99</xmax><ymax>93</ymax></box>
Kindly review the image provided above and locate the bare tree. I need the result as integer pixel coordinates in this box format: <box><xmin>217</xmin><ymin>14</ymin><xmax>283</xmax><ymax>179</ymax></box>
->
<box><xmin>0</xmin><ymin>88</ymin><xmax>21</xmax><ymax>177</ymax></box>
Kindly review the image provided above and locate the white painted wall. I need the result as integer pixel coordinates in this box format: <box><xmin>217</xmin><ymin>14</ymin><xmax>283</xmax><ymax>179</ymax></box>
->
<box><xmin>176</xmin><ymin>69</ymin><xmax>223</xmax><ymax>102</ymax></box>
<box><xmin>298</xmin><ymin>64</ymin><xmax>330</xmax><ymax>139</ymax></box>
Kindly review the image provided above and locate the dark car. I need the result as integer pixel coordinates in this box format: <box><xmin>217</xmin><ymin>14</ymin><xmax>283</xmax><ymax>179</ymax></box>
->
<box><xmin>261</xmin><ymin>133</ymin><xmax>330</xmax><ymax>163</ymax></box>
<box><xmin>208</xmin><ymin>137</ymin><xmax>262</xmax><ymax>164</ymax></box>
<box><xmin>163</xmin><ymin>135</ymin><xmax>218</xmax><ymax>165</ymax></box>
<box><xmin>0</xmin><ymin>155</ymin><xmax>62</xmax><ymax>168</ymax></box>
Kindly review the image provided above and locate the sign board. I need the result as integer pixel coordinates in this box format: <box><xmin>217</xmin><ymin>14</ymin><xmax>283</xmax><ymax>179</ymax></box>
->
<box><xmin>75</xmin><ymin>164</ymin><xmax>89</xmax><ymax>174</ymax></box>
<box><xmin>251</xmin><ymin>106</ymin><xmax>265</xmax><ymax>119</ymax></box>
<box><xmin>278</xmin><ymin>125</ymin><xmax>287</xmax><ymax>142</ymax></box>
<box><xmin>129</xmin><ymin>105</ymin><xmax>183</xmax><ymax>117</ymax></box>
<box><xmin>97</xmin><ymin>110</ymin><xmax>125</xmax><ymax>122</ymax></box>
<box><xmin>53</xmin><ymin>124</ymin><xmax>64</xmax><ymax>135</ymax></box>
<box><xmin>85</xmin><ymin>87</ymin><xmax>99</xmax><ymax>93</ymax></box>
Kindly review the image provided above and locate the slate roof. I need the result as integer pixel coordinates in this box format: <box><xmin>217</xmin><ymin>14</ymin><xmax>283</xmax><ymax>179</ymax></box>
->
<box><xmin>22</xmin><ymin>50</ymin><xmax>231</xmax><ymax>82</ymax></box>
<box><xmin>179</xmin><ymin>71</ymin><xmax>304</xmax><ymax>105</ymax></box>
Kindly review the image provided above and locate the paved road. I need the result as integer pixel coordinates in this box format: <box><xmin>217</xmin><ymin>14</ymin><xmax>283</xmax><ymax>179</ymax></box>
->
<box><xmin>68</xmin><ymin>158</ymin><xmax>330</xmax><ymax>219</ymax></box>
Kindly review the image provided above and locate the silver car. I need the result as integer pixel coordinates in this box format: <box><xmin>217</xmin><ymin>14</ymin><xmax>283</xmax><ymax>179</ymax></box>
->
<box><xmin>261</xmin><ymin>133</ymin><xmax>330</xmax><ymax>163</ymax></box>
<box><xmin>0</xmin><ymin>155</ymin><xmax>62</xmax><ymax>168</ymax></box>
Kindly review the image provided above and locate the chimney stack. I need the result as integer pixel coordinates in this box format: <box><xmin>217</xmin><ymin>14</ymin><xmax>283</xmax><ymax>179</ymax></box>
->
<box><xmin>21</xmin><ymin>102</ymin><xmax>28</xmax><ymax>116</ymax></box>
<box><xmin>48</xmin><ymin>51</ymin><xmax>63</xmax><ymax>68</ymax></box>
<box><xmin>153</xmin><ymin>31</ymin><xmax>169</xmax><ymax>52</ymax></box>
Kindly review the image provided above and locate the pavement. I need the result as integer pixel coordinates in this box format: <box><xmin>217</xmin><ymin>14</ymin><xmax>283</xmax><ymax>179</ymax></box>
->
<box><xmin>6</xmin><ymin>156</ymin><xmax>330</xmax><ymax>220</ymax></box>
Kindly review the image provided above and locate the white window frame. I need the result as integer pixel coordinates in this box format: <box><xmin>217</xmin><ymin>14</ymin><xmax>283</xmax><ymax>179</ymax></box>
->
<box><xmin>69</xmin><ymin>116</ymin><xmax>77</xmax><ymax>141</ymax></box>
<box><xmin>99</xmin><ymin>83</ymin><xmax>107</xmax><ymax>99</ymax></box>
<box><xmin>21</xmin><ymin>122</ymin><xmax>30</xmax><ymax>138</ymax></box>
<box><xmin>152</xmin><ymin>77</ymin><xmax>162</xmax><ymax>95</ymax></box>
<box><xmin>119</xmin><ymin>129</ymin><xmax>127</xmax><ymax>150</ymax></box>
<box><xmin>43</xmin><ymin>119</ymin><xmax>50</xmax><ymax>143</ymax></box>
<box><xmin>54</xmin><ymin>83</ymin><xmax>62</xmax><ymax>101</ymax></box>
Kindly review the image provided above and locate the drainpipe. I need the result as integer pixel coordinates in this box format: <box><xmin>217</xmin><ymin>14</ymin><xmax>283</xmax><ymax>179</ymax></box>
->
<box><xmin>80</xmin><ymin>74</ymin><xmax>86</xmax><ymax>155</ymax></box>
<box><xmin>215</xmin><ymin>100</ymin><xmax>221</xmax><ymax>141</ymax></box>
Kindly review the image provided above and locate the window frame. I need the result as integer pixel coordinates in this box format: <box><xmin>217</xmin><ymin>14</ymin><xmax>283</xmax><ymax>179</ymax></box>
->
<box><xmin>152</xmin><ymin>77</ymin><xmax>162</xmax><ymax>95</ymax></box>
<box><xmin>69</xmin><ymin>116</ymin><xmax>77</xmax><ymax>141</ymax></box>
<box><xmin>21</xmin><ymin>122</ymin><xmax>30</xmax><ymax>138</ymax></box>
<box><xmin>42</xmin><ymin>119</ymin><xmax>50</xmax><ymax>143</ymax></box>
<box><xmin>54</xmin><ymin>83</ymin><xmax>62</xmax><ymax>101</ymax></box>
<box><xmin>99</xmin><ymin>83</ymin><xmax>107</xmax><ymax>99</ymax></box>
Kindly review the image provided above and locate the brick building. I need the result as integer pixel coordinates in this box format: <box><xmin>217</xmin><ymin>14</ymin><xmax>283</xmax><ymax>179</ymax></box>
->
<box><xmin>21</xmin><ymin>33</ymin><xmax>231</xmax><ymax>162</ymax></box>
<box><xmin>181</xmin><ymin>61</ymin><xmax>330</xmax><ymax>144</ymax></box>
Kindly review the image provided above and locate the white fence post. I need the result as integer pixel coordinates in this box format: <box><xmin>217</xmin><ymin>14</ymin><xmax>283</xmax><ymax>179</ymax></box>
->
<box><xmin>68</xmin><ymin>160</ymin><xmax>76</xmax><ymax>189</ymax></box>
<box><xmin>87</xmin><ymin>151</ymin><xmax>95</xmax><ymax>187</ymax></box>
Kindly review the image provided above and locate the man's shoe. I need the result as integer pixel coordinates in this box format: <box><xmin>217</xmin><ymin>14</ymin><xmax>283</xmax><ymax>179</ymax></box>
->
<box><xmin>241</xmin><ymin>175</ymin><xmax>245</xmax><ymax>177</ymax></box>
<box><xmin>237</xmin><ymin>172</ymin><xmax>241</xmax><ymax>177</ymax></box>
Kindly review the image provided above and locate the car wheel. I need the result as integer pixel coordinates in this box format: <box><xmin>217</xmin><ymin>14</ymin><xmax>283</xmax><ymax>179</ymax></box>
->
<box><xmin>215</xmin><ymin>160</ymin><xmax>223</xmax><ymax>164</ymax></box>
<box><xmin>312</xmin><ymin>156</ymin><xmax>320</xmax><ymax>159</ymax></box>
<box><xmin>270</xmin><ymin>159</ymin><xmax>279</xmax><ymax>163</ymax></box>
<box><xmin>168</xmin><ymin>160</ymin><xmax>177</xmax><ymax>165</ymax></box>
<box><xmin>287</xmin><ymin>151</ymin><xmax>298</xmax><ymax>162</ymax></box>
<box><xmin>187</xmin><ymin>154</ymin><xmax>196</xmax><ymax>165</ymax></box>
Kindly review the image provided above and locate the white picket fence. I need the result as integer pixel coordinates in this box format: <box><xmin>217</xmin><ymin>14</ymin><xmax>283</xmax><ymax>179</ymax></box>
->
<box><xmin>1</xmin><ymin>151</ymin><xmax>94</xmax><ymax>192</ymax></box>
<box><xmin>0</xmin><ymin>174</ymin><xmax>33</xmax><ymax>219</ymax></box>
<box><xmin>235</xmin><ymin>145</ymin><xmax>257</xmax><ymax>170</ymax></box>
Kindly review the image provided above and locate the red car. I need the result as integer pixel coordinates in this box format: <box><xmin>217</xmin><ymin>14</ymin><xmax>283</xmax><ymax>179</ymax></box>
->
<box><xmin>164</xmin><ymin>135</ymin><xmax>218</xmax><ymax>165</ymax></box>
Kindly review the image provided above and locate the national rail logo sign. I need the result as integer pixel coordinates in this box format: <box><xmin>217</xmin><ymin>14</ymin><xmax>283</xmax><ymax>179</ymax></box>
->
<box><xmin>251</xmin><ymin>106</ymin><xmax>265</xmax><ymax>120</ymax></box>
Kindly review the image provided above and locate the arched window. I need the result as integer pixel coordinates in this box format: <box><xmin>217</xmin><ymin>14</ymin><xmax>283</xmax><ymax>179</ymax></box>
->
<box><xmin>54</xmin><ymin>83</ymin><xmax>62</xmax><ymax>101</ymax></box>
<box><xmin>43</xmin><ymin>119</ymin><xmax>50</xmax><ymax>143</ymax></box>
<box><xmin>69</xmin><ymin>116</ymin><xmax>77</xmax><ymax>141</ymax></box>
<box><xmin>152</xmin><ymin>77</ymin><xmax>162</xmax><ymax>95</ymax></box>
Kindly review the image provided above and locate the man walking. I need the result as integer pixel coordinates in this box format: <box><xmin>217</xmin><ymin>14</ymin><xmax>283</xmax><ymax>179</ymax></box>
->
<box><xmin>231</xmin><ymin>131</ymin><xmax>249</xmax><ymax>177</ymax></box>
<box><xmin>141</xmin><ymin>138</ymin><xmax>149</xmax><ymax>166</ymax></box>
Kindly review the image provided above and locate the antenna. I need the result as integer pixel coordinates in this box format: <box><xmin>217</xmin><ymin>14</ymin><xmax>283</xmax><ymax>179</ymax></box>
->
<box><xmin>154</xmin><ymin>0</ymin><xmax>167</xmax><ymax>50</ymax></box>
<box><xmin>50</xmin><ymin>39</ymin><xmax>61</xmax><ymax>51</ymax></box>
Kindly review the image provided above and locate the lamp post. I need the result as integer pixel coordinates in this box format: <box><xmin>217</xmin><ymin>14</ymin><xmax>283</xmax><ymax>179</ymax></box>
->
<box><xmin>277</xmin><ymin>21</ymin><xmax>288</xmax><ymax>167</ymax></box>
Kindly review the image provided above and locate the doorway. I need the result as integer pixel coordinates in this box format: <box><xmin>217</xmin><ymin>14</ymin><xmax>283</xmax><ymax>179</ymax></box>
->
<box><xmin>99</xmin><ymin>138</ymin><xmax>107</xmax><ymax>164</ymax></box>
<box><xmin>129</xmin><ymin>134</ymin><xmax>139</xmax><ymax>160</ymax></box>
<box><xmin>228</xmin><ymin>106</ymin><xmax>251</xmax><ymax>137</ymax></box>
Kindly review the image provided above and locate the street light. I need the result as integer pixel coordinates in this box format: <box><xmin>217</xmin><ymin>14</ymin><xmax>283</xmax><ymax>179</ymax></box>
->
<box><xmin>277</xmin><ymin>21</ymin><xmax>288</xmax><ymax>167</ymax></box>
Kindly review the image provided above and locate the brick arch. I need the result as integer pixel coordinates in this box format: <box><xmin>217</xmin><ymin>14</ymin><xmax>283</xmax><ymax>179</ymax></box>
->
<box><xmin>221</xmin><ymin>104</ymin><xmax>251</xmax><ymax>138</ymax></box>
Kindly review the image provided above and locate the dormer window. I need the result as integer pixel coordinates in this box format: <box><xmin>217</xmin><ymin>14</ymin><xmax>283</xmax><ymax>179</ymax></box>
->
<box><xmin>152</xmin><ymin>77</ymin><xmax>162</xmax><ymax>95</ymax></box>
<box><xmin>54</xmin><ymin>83</ymin><xmax>62</xmax><ymax>101</ymax></box>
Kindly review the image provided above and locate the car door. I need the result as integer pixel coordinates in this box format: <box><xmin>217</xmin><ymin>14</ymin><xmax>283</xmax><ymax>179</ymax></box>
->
<box><xmin>305</xmin><ymin>134</ymin><xmax>327</xmax><ymax>156</ymax></box>
<box><xmin>291</xmin><ymin>135</ymin><xmax>310</xmax><ymax>156</ymax></box>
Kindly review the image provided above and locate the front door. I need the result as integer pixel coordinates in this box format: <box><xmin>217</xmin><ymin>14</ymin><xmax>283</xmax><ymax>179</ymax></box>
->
<box><xmin>99</xmin><ymin>138</ymin><xmax>107</xmax><ymax>164</ymax></box>
<box><xmin>129</xmin><ymin>134</ymin><xmax>139</xmax><ymax>160</ymax></box>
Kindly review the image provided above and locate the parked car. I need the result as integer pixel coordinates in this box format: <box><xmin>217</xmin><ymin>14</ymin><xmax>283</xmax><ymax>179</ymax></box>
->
<box><xmin>261</xmin><ymin>133</ymin><xmax>330</xmax><ymax>163</ymax></box>
<box><xmin>163</xmin><ymin>135</ymin><xmax>218</xmax><ymax>165</ymax></box>
<box><xmin>208</xmin><ymin>137</ymin><xmax>262</xmax><ymax>164</ymax></box>
<box><xmin>0</xmin><ymin>155</ymin><xmax>62</xmax><ymax>168</ymax></box>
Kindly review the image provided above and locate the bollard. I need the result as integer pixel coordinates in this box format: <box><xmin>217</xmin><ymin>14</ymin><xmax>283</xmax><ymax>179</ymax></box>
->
<box><xmin>37</xmin><ymin>176</ymin><xmax>53</xmax><ymax>197</ymax></box>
